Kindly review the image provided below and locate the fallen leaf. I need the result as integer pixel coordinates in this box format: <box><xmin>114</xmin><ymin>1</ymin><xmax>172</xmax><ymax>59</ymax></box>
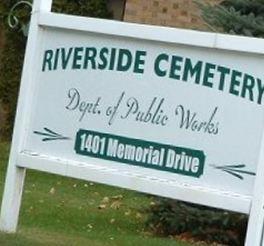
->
<box><xmin>111</xmin><ymin>195</ymin><xmax>123</xmax><ymax>200</ymax></box>
<box><xmin>98</xmin><ymin>204</ymin><xmax>107</xmax><ymax>209</ymax></box>
<box><xmin>49</xmin><ymin>187</ymin><xmax>55</xmax><ymax>194</ymax></box>
<box><xmin>87</xmin><ymin>224</ymin><xmax>93</xmax><ymax>229</ymax></box>
<box><xmin>136</xmin><ymin>212</ymin><xmax>142</xmax><ymax>219</ymax></box>
<box><xmin>124</xmin><ymin>210</ymin><xmax>131</xmax><ymax>216</ymax></box>
<box><xmin>102</xmin><ymin>197</ymin><xmax>110</xmax><ymax>204</ymax></box>
<box><xmin>110</xmin><ymin>201</ymin><xmax>122</xmax><ymax>209</ymax></box>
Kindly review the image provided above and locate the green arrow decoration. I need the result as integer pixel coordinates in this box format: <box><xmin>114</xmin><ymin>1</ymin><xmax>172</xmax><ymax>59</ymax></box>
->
<box><xmin>34</xmin><ymin>128</ymin><xmax>70</xmax><ymax>142</ymax></box>
<box><xmin>211</xmin><ymin>164</ymin><xmax>256</xmax><ymax>180</ymax></box>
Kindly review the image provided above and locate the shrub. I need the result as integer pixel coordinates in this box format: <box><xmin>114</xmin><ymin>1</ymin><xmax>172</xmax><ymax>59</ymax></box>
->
<box><xmin>145</xmin><ymin>198</ymin><xmax>247</xmax><ymax>245</ymax></box>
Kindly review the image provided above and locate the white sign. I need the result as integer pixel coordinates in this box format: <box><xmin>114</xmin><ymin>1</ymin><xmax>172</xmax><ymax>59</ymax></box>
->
<box><xmin>1</xmin><ymin>1</ymin><xmax>264</xmax><ymax>245</ymax></box>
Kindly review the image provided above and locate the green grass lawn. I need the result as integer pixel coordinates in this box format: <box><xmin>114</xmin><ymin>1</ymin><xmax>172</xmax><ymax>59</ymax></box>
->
<box><xmin>0</xmin><ymin>142</ymin><xmax>199</xmax><ymax>246</ymax></box>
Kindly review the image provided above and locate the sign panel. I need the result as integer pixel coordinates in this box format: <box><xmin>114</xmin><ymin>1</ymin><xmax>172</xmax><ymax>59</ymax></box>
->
<box><xmin>25</xmin><ymin>27</ymin><xmax>263</xmax><ymax>198</ymax></box>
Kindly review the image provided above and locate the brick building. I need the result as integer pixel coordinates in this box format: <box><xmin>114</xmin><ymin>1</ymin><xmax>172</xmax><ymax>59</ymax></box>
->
<box><xmin>109</xmin><ymin>0</ymin><xmax>218</xmax><ymax>30</ymax></box>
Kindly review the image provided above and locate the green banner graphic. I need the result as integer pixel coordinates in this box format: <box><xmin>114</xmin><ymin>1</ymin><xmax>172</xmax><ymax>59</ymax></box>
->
<box><xmin>74</xmin><ymin>129</ymin><xmax>205</xmax><ymax>178</ymax></box>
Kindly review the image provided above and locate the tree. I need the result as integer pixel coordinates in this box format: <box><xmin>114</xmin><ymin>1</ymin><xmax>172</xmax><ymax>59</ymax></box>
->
<box><xmin>199</xmin><ymin>0</ymin><xmax>264</xmax><ymax>37</ymax></box>
<box><xmin>0</xmin><ymin>0</ymin><xmax>112</xmax><ymax>139</ymax></box>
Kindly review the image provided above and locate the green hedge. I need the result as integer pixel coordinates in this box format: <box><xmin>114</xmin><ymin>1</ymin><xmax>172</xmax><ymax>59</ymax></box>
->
<box><xmin>0</xmin><ymin>0</ymin><xmax>112</xmax><ymax>139</ymax></box>
<box><xmin>145</xmin><ymin>198</ymin><xmax>247</xmax><ymax>245</ymax></box>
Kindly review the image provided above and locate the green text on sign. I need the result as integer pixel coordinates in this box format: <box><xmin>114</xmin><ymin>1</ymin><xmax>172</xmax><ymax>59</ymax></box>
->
<box><xmin>74</xmin><ymin>129</ymin><xmax>206</xmax><ymax>178</ymax></box>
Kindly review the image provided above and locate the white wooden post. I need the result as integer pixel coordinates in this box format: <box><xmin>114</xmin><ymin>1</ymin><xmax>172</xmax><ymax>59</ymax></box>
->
<box><xmin>245</xmin><ymin>129</ymin><xmax>264</xmax><ymax>245</ymax></box>
<box><xmin>0</xmin><ymin>0</ymin><xmax>52</xmax><ymax>233</ymax></box>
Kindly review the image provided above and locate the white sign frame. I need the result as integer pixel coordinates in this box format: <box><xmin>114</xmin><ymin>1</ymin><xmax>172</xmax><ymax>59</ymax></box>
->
<box><xmin>1</xmin><ymin>0</ymin><xmax>264</xmax><ymax>244</ymax></box>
